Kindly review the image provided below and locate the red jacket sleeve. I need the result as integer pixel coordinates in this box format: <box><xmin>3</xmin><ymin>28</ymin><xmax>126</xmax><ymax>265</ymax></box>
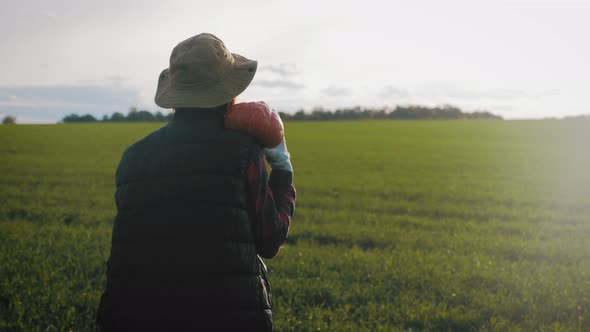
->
<box><xmin>245</xmin><ymin>147</ymin><xmax>296</xmax><ymax>258</ymax></box>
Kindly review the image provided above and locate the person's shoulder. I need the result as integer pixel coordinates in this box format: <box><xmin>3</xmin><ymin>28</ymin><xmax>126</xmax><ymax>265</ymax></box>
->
<box><xmin>121</xmin><ymin>125</ymin><xmax>169</xmax><ymax>158</ymax></box>
<box><xmin>115</xmin><ymin>125</ymin><xmax>169</xmax><ymax>186</ymax></box>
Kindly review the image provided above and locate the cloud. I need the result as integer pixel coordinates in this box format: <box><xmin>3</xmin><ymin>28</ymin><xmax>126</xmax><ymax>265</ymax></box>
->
<box><xmin>413</xmin><ymin>84</ymin><xmax>561</xmax><ymax>101</ymax></box>
<box><xmin>320</xmin><ymin>86</ymin><xmax>353</xmax><ymax>97</ymax></box>
<box><xmin>481</xmin><ymin>104</ymin><xmax>515</xmax><ymax>112</ymax></box>
<box><xmin>374</xmin><ymin>84</ymin><xmax>562</xmax><ymax>108</ymax></box>
<box><xmin>102</xmin><ymin>75</ymin><xmax>130</xmax><ymax>88</ymax></box>
<box><xmin>378</xmin><ymin>86</ymin><xmax>411</xmax><ymax>99</ymax></box>
<box><xmin>104</xmin><ymin>75</ymin><xmax>128</xmax><ymax>84</ymax></box>
<box><xmin>251</xmin><ymin>79</ymin><xmax>304</xmax><ymax>90</ymax></box>
<box><xmin>258</xmin><ymin>63</ymin><xmax>301</xmax><ymax>77</ymax></box>
<box><xmin>0</xmin><ymin>84</ymin><xmax>142</xmax><ymax>123</ymax></box>
<box><xmin>40</xmin><ymin>10</ymin><xmax>59</xmax><ymax>21</ymax></box>
<box><xmin>253</xmin><ymin>63</ymin><xmax>304</xmax><ymax>90</ymax></box>
<box><xmin>529</xmin><ymin>89</ymin><xmax>561</xmax><ymax>99</ymax></box>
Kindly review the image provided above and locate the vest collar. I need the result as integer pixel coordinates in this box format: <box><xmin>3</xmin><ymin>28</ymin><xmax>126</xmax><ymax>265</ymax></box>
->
<box><xmin>170</xmin><ymin>109</ymin><xmax>226</xmax><ymax>131</ymax></box>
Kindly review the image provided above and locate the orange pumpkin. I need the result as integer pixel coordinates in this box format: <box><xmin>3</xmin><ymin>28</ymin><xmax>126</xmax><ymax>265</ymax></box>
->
<box><xmin>225</xmin><ymin>101</ymin><xmax>284</xmax><ymax>148</ymax></box>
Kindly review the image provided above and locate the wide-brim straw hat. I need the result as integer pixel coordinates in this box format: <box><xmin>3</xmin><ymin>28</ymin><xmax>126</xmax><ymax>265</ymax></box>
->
<box><xmin>155</xmin><ymin>33</ymin><xmax>257</xmax><ymax>109</ymax></box>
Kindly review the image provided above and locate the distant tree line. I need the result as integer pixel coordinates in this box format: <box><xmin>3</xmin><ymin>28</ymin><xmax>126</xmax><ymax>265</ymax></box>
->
<box><xmin>562</xmin><ymin>114</ymin><xmax>590</xmax><ymax>120</ymax></box>
<box><xmin>2</xmin><ymin>115</ymin><xmax>16</xmax><ymax>124</ymax></box>
<box><xmin>279</xmin><ymin>105</ymin><xmax>503</xmax><ymax>121</ymax></box>
<box><xmin>60</xmin><ymin>105</ymin><xmax>505</xmax><ymax>123</ymax></box>
<box><xmin>61</xmin><ymin>107</ymin><xmax>171</xmax><ymax>123</ymax></box>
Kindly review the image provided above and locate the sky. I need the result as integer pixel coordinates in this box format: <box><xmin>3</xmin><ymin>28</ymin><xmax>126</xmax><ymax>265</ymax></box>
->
<box><xmin>1</xmin><ymin>0</ymin><xmax>589</xmax><ymax>123</ymax></box>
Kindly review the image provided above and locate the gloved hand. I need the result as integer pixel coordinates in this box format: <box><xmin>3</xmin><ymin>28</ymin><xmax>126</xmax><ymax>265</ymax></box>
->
<box><xmin>263</xmin><ymin>139</ymin><xmax>292</xmax><ymax>172</ymax></box>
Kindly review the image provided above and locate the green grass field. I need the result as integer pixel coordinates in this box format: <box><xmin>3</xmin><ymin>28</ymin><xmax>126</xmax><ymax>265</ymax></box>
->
<box><xmin>1</xmin><ymin>120</ymin><xmax>589</xmax><ymax>331</ymax></box>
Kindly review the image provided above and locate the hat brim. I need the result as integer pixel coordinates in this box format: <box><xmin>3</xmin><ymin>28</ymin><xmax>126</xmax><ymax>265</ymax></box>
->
<box><xmin>154</xmin><ymin>53</ymin><xmax>257</xmax><ymax>109</ymax></box>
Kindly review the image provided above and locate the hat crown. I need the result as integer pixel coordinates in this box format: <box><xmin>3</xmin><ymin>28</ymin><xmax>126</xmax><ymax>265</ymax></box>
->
<box><xmin>169</xmin><ymin>33</ymin><xmax>235</xmax><ymax>89</ymax></box>
<box><xmin>154</xmin><ymin>32</ymin><xmax>258</xmax><ymax>109</ymax></box>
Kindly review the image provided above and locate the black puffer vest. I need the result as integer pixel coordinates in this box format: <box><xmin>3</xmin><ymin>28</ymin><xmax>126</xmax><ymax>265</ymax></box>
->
<box><xmin>97</xmin><ymin>110</ymin><xmax>273</xmax><ymax>331</ymax></box>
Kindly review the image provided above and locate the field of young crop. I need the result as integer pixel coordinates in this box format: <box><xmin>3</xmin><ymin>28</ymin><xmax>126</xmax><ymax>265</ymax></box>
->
<box><xmin>1</xmin><ymin>120</ymin><xmax>589</xmax><ymax>331</ymax></box>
